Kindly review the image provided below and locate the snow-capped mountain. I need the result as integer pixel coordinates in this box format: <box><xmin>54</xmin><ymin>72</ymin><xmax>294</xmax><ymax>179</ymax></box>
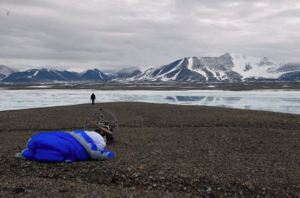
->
<box><xmin>80</xmin><ymin>69</ymin><xmax>109</xmax><ymax>81</ymax></box>
<box><xmin>131</xmin><ymin>53</ymin><xmax>300</xmax><ymax>82</ymax></box>
<box><xmin>1</xmin><ymin>53</ymin><xmax>300</xmax><ymax>83</ymax></box>
<box><xmin>0</xmin><ymin>65</ymin><xmax>16</xmax><ymax>79</ymax></box>
<box><xmin>2</xmin><ymin>68</ymin><xmax>82</xmax><ymax>83</ymax></box>
<box><xmin>109</xmin><ymin>67</ymin><xmax>142</xmax><ymax>79</ymax></box>
<box><xmin>1</xmin><ymin>68</ymin><xmax>109</xmax><ymax>83</ymax></box>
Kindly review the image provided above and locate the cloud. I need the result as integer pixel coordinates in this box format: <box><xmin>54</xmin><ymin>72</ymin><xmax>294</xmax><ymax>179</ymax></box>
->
<box><xmin>0</xmin><ymin>0</ymin><xmax>299</xmax><ymax>71</ymax></box>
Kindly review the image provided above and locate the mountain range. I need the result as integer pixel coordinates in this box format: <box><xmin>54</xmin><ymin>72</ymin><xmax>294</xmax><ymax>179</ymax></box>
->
<box><xmin>1</xmin><ymin>53</ymin><xmax>300</xmax><ymax>83</ymax></box>
<box><xmin>132</xmin><ymin>53</ymin><xmax>300</xmax><ymax>82</ymax></box>
<box><xmin>1</xmin><ymin>68</ymin><xmax>109</xmax><ymax>83</ymax></box>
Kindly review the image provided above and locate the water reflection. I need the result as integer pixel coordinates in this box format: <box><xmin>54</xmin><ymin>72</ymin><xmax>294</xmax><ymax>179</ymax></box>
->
<box><xmin>222</xmin><ymin>97</ymin><xmax>242</xmax><ymax>101</ymax></box>
<box><xmin>163</xmin><ymin>91</ymin><xmax>300</xmax><ymax>115</ymax></box>
<box><xmin>165</xmin><ymin>96</ymin><xmax>242</xmax><ymax>102</ymax></box>
<box><xmin>206</xmin><ymin>96</ymin><xmax>214</xmax><ymax>102</ymax></box>
<box><xmin>165</xmin><ymin>96</ymin><xmax>176</xmax><ymax>101</ymax></box>
<box><xmin>175</xmin><ymin>96</ymin><xmax>206</xmax><ymax>101</ymax></box>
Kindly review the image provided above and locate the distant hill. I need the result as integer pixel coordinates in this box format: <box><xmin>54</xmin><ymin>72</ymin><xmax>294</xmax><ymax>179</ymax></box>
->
<box><xmin>80</xmin><ymin>69</ymin><xmax>109</xmax><ymax>81</ymax></box>
<box><xmin>108</xmin><ymin>67</ymin><xmax>142</xmax><ymax>80</ymax></box>
<box><xmin>2</xmin><ymin>69</ymin><xmax>81</xmax><ymax>83</ymax></box>
<box><xmin>1</xmin><ymin>68</ymin><xmax>112</xmax><ymax>83</ymax></box>
<box><xmin>0</xmin><ymin>65</ymin><xmax>16</xmax><ymax>79</ymax></box>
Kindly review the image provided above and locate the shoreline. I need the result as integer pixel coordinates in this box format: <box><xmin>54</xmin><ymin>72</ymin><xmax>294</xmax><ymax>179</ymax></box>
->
<box><xmin>1</xmin><ymin>87</ymin><xmax>300</xmax><ymax>115</ymax></box>
<box><xmin>1</xmin><ymin>81</ymin><xmax>300</xmax><ymax>91</ymax></box>
<box><xmin>1</xmin><ymin>100</ymin><xmax>300</xmax><ymax>116</ymax></box>
<box><xmin>0</xmin><ymin>102</ymin><xmax>299</xmax><ymax>197</ymax></box>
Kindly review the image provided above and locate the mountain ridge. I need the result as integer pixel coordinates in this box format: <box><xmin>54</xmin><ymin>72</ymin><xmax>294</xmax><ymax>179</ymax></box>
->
<box><xmin>129</xmin><ymin>53</ymin><xmax>300</xmax><ymax>82</ymax></box>
<box><xmin>1</xmin><ymin>53</ymin><xmax>300</xmax><ymax>83</ymax></box>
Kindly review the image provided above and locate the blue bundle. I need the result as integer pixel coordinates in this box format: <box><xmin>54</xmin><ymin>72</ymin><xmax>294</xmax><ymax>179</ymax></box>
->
<box><xmin>16</xmin><ymin>131</ymin><xmax>115</xmax><ymax>162</ymax></box>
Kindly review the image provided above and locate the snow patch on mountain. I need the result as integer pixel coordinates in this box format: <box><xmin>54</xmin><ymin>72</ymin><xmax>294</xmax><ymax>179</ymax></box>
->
<box><xmin>230</xmin><ymin>53</ymin><xmax>280</xmax><ymax>79</ymax></box>
<box><xmin>33</xmin><ymin>71</ymin><xmax>39</xmax><ymax>77</ymax></box>
<box><xmin>99</xmin><ymin>72</ymin><xmax>103</xmax><ymax>79</ymax></box>
<box><xmin>187</xmin><ymin>57</ymin><xmax>194</xmax><ymax>70</ymax></box>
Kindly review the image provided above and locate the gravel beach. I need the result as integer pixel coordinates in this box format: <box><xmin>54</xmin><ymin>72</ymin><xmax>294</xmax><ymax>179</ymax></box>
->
<box><xmin>0</xmin><ymin>102</ymin><xmax>299</xmax><ymax>197</ymax></box>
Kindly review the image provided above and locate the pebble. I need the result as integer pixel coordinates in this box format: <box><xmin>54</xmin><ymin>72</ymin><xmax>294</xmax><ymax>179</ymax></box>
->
<box><xmin>206</xmin><ymin>187</ymin><xmax>212</xmax><ymax>193</ymax></box>
<box><xmin>12</xmin><ymin>187</ymin><xmax>25</xmax><ymax>194</ymax></box>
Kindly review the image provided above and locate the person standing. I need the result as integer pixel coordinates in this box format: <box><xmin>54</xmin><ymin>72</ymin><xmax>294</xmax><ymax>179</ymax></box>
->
<box><xmin>91</xmin><ymin>93</ymin><xmax>96</xmax><ymax>105</ymax></box>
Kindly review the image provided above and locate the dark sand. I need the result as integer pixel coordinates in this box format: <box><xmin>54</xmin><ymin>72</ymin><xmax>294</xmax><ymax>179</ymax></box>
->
<box><xmin>0</xmin><ymin>102</ymin><xmax>299</xmax><ymax>197</ymax></box>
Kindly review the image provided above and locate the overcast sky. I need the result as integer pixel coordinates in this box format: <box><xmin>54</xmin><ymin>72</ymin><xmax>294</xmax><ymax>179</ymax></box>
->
<box><xmin>1</xmin><ymin>0</ymin><xmax>300</xmax><ymax>72</ymax></box>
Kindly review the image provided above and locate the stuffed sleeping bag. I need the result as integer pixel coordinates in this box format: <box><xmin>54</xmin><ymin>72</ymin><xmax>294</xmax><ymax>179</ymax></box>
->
<box><xmin>15</xmin><ymin>130</ymin><xmax>115</xmax><ymax>162</ymax></box>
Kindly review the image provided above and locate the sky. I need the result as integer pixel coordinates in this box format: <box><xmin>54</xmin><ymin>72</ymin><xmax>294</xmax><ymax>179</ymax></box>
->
<box><xmin>0</xmin><ymin>0</ymin><xmax>300</xmax><ymax>72</ymax></box>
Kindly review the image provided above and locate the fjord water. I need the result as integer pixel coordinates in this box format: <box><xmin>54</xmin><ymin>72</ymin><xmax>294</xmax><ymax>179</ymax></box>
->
<box><xmin>1</xmin><ymin>89</ymin><xmax>300</xmax><ymax>114</ymax></box>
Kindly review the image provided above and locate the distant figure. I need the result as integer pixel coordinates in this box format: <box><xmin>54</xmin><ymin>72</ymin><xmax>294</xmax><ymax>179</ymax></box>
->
<box><xmin>91</xmin><ymin>93</ymin><xmax>96</xmax><ymax>105</ymax></box>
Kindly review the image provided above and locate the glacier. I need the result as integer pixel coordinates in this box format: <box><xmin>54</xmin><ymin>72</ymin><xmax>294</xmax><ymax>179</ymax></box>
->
<box><xmin>1</xmin><ymin>89</ymin><xmax>300</xmax><ymax>115</ymax></box>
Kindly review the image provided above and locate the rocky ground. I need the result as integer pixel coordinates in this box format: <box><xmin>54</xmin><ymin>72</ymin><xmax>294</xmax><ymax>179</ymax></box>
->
<box><xmin>0</xmin><ymin>102</ymin><xmax>299</xmax><ymax>197</ymax></box>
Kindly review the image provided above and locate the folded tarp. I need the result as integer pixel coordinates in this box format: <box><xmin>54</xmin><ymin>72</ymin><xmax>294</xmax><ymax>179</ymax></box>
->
<box><xmin>15</xmin><ymin>130</ymin><xmax>115</xmax><ymax>162</ymax></box>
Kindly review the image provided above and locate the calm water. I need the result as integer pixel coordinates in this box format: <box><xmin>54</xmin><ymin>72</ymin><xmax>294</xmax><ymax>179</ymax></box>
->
<box><xmin>1</xmin><ymin>89</ymin><xmax>300</xmax><ymax>114</ymax></box>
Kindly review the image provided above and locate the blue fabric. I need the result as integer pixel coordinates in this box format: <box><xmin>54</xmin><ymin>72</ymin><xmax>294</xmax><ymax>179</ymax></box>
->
<box><xmin>21</xmin><ymin>131</ymin><xmax>113</xmax><ymax>162</ymax></box>
<box><xmin>101</xmin><ymin>149</ymin><xmax>115</xmax><ymax>158</ymax></box>
<box><xmin>72</xmin><ymin>130</ymin><xmax>99</xmax><ymax>151</ymax></box>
